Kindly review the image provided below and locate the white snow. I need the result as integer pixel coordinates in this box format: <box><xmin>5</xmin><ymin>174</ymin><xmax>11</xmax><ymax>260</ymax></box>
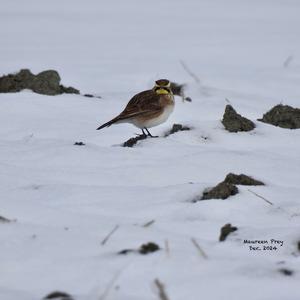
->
<box><xmin>1</xmin><ymin>1</ymin><xmax>300</xmax><ymax>300</ymax></box>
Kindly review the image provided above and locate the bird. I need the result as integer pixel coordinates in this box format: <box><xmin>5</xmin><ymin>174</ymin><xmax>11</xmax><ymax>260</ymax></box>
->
<box><xmin>96</xmin><ymin>79</ymin><xmax>175</xmax><ymax>137</ymax></box>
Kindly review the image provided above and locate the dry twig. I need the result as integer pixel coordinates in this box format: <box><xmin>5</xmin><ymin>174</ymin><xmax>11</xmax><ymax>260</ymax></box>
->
<box><xmin>283</xmin><ymin>55</ymin><xmax>293</xmax><ymax>68</ymax></box>
<box><xmin>98</xmin><ymin>270</ymin><xmax>123</xmax><ymax>300</ymax></box>
<box><xmin>247</xmin><ymin>189</ymin><xmax>273</xmax><ymax>205</ymax></box>
<box><xmin>164</xmin><ymin>239</ymin><xmax>170</xmax><ymax>257</ymax></box>
<box><xmin>143</xmin><ymin>219</ymin><xmax>155</xmax><ymax>227</ymax></box>
<box><xmin>180</xmin><ymin>60</ymin><xmax>201</xmax><ymax>84</ymax></box>
<box><xmin>101</xmin><ymin>225</ymin><xmax>119</xmax><ymax>245</ymax></box>
<box><xmin>191</xmin><ymin>238</ymin><xmax>208</xmax><ymax>259</ymax></box>
<box><xmin>248</xmin><ymin>189</ymin><xmax>294</xmax><ymax>218</ymax></box>
<box><xmin>154</xmin><ymin>279</ymin><xmax>170</xmax><ymax>300</ymax></box>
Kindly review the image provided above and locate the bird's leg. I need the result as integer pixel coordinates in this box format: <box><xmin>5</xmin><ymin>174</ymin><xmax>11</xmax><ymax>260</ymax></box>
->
<box><xmin>145</xmin><ymin>128</ymin><xmax>158</xmax><ymax>138</ymax></box>
<box><xmin>142</xmin><ymin>128</ymin><xmax>147</xmax><ymax>137</ymax></box>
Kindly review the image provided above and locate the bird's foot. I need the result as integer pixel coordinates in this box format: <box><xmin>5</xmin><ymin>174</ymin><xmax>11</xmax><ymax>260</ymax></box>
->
<box><xmin>135</xmin><ymin>132</ymin><xmax>147</xmax><ymax>138</ymax></box>
<box><xmin>144</xmin><ymin>128</ymin><xmax>158</xmax><ymax>138</ymax></box>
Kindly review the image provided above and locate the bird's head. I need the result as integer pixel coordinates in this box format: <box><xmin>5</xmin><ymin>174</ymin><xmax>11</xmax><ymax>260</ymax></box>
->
<box><xmin>153</xmin><ymin>79</ymin><xmax>172</xmax><ymax>95</ymax></box>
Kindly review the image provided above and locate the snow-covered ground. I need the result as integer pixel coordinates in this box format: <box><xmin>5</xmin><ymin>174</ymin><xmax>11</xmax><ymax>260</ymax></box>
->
<box><xmin>1</xmin><ymin>1</ymin><xmax>300</xmax><ymax>299</ymax></box>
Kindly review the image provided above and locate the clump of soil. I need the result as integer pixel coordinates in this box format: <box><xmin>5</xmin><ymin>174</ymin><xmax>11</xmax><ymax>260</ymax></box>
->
<box><xmin>83</xmin><ymin>93</ymin><xmax>101</xmax><ymax>99</ymax></box>
<box><xmin>224</xmin><ymin>173</ymin><xmax>264</xmax><ymax>186</ymax></box>
<box><xmin>222</xmin><ymin>105</ymin><xmax>255</xmax><ymax>132</ymax></box>
<box><xmin>118</xmin><ymin>242</ymin><xmax>160</xmax><ymax>255</ymax></box>
<box><xmin>74</xmin><ymin>142</ymin><xmax>85</xmax><ymax>146</ymax></box>
<box><xmin>202</xmin><ymin>181</ymin><xmax>238</xmax><ymax>200</ymax></box>
<box><xmin>278</xmin><ymin>268</ymin><xmax>294</xmax><ymax>276</ymax></box>
<box><xmin>0</xmin><ymin>215</ymin><xmax>14</xmax><ymax>223</ymax></box>
<box><xmin>258</xmin><ymin>104</ymin><xmax>300</xmax><ymax>129</ymax></box>
<box><xmin>43</xmin><ymin>291</ymin><xmax>74</xmax><ymax>300</ymax></box>
<box><xmin>123</xmin><ymin>123</ymin><xmax>191</xmax><ymax>147</ymax></box>
<box><xmin>0</xmin><ymin>69</ymin><xmax>79</xmax><ymax>96</ymax></box>
<box><xmin>139</xmin><ymin>242</ymin><xmax>160</xmax><ymax>254</ymax></box>
<box><xmin>219</xmin><ymin>223</ymin><xmax>238</xmax><ymax>241</ymax></box>
<box><xmin>196</xmin><ymin>172</ymin><xmax>264</xmax><ymax>201</ymax></box>
<box><xmin>118</xmin><ymin>248</ymin><xmax>134</xmax><ymax>255</ymax></box>
<box><xmin>123</xmin><ymin>135</ymin><xmax>148</xmax><ymax>147</ymax></box>
<box><xmin>165</xmin><ymin>123</ymin><xmax>191</xmax><ymax>136</ymax></box>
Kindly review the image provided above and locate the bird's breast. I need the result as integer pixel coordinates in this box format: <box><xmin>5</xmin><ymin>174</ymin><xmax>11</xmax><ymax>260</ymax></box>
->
<box><xmin>141</xmin><ymin>103</ymin><xmax>174</xmax><ymax>128</ymax></box>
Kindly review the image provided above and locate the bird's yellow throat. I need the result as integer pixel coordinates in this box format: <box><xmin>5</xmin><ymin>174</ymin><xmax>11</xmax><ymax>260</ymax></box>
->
<box><xmin>155</xmin><ymin>88</ymin><xmax>169</xmax><ymax>95</ymax></box>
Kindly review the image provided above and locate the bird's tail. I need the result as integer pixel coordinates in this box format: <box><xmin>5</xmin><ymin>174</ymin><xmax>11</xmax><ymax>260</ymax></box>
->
<box><xmin>96</xmin><ymin>116</ymin><xmax>121</xmax><ymax>130</ymax></box>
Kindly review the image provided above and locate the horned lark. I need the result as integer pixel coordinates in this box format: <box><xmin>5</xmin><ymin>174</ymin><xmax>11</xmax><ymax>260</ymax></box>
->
<box><xmin>97</xmin><ymin>79</ymin><xmax>175</xmax><ymax>137</ymax></box>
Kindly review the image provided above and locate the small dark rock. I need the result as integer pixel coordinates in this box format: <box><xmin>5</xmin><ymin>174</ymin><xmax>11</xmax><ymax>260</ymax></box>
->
<box><xmin>224</xmin><ymin>173</ymin><xmax>264</xmax><ymax>186</ymax></box>
<box><xmin>118</xmin><ymin>242</ymin><xmax>160</xmax><ymax>255</ymax></box>
<box><xmin>222</xmin><ymin>105</ymin><xmax>255</xmax><ymax>132</ymax></box>
<box><xmin>258</xmin><ymin>104</ymin><xmax>300</xmax><ymax>129</ymax></box>
<box><xmin>166</xmin><ymin>123</ymin><xmax>190</xmax><ymax>136</ymax></box>
<box><xmin>60</xmin><ymin>85</ymin><xmax>80</xmax><ymax>95</ymax></box>
<box><xmin>43</xmin><ymin>291</ymin><xmax>73</xmax><ymax>300</ymax></box>
<box><xmin>118</xmin><ymin>249</ymin><xmax>135</xmax><ymax>255</ymax></box>
<box><xmin>0</xmin><ymin>69</ymin><xmax>79</xmax><ymax>95</ymax></box>
<box><xmin>201</xmin><ymin>181</ymin><xmax>238</xmax><ymax>200</ymax></box>
<box><xmin>219</xmin><ymin>223</ymin><xmax>238</xmax><ymax>242</ymax></box>
<box><xmin>123</xmin><ymin>135</ymin><xmax>148</xmax><ymax>147</ymax></box>
<box><xmin>83</xmin><ymin>94</ymin><xmax>101</xmax><ymax>99</ymax></box>
<box><xmin>184</xmin><ymin>96</ymin><xmax>192</xmax><ymax>102</ymax></box>
<box><xmin>0</xmin><ymin>215</ymin><xmax>12</xmax><ymax>223</ymax></box>
<box><xmin>33</xmin><ymin>70</ymin><xmax>62</xmax><ymax>95</ymax></box>
<box><xmin>279</xmin><ymin>268</ymin><xmax>294</xmax><ymax>276</ymax></box>
<box><xmin>74</xmin><ymin>142</ymin><xmax>85</xmax><ymax>146</ymax></box>
<box><xmin>196</xmin><ymin>172</ymin><xmax>262</xmax><ymax>202</ymax></box>
<box><xmin>297</xmin><ymin>241</ymin><xmax>300</xmax><ymax>252</ymax></box>
<box><xmin>0</xmin><ymin>69</ymin><xmax>34</xmax><ymax>93</ymax></box>
<box><xmin>139</xmin><ymin>242</ymin><xmax>160</xmax><ymax>254</ymax></box>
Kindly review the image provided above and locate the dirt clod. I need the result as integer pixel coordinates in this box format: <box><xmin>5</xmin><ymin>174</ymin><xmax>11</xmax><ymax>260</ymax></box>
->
<box><xmin>0</xmin><ymin>215</ymin><xmax>13</xmax><ymax>223</ymax></box>
<box><xmin>219</xmin><ymin>223</ymin><xmax>238</xmax><ymax>241</ymax></box>
<box><xmin>279</xmin><ymin>268</ymin><xmax>294</xmax><ymax>276</ymax></box>
<box><xmin>202</xmin><ymin>181</ymin><xmax>238</xmax><ymax>200</ymax></box>
<box><xmin>0</xmin><ymin>69</ymin><xmax>79</xmax><ymax>95</ymax></box>
<box><xmin>43</xmin><ymin>291</ymin><xmax>73</xmax><ymax>300</ymax></box>
<box><xmin>118</xmin><ymin>242</ymin><xmax>160</xmax><ymax>255</ymax></box>
<box><xmin>165</xmin><ymin>123</ymin><xmax>190</xmax><ymax>136</ymax></box>
<box><xmin>139</xmin><ymin>242</ymin><xmax>160</xmax><ymax>254</ymax></box>
<box><xmin>224</xmin><ymin>173</ymin><xmax>264</xmax><ymax>186</ymax></box>
<box><xmin>118</xmin><ymin>248</ymin><xmax>134</xmax><ymax>255</ymax></box>
<box><xmin>196</xmin><ymin>172</ymin><xmax>264</xmax><ymax>202</ymax></box>
<box><xmin>74</xmin><ymin>142</ymin><xmax>85</xmax><ymax>146</ymax></box>
<box><xmin>123</xmin><ymin>135</ymin><xmax>148</xmax><ymax>147</ymax></box>
<box><xmin>222</xmin><ymin>105</ymin><xmax>255</xmax><ymax>132</ymax></box>
<box><xmin>258</xmin><ymin>104</ymin><xmax>300</xmax><ymax>129</ymax></box>
<box><xmin>83</xmin><ymin>94</ymin><xmax>101</xmax><ymax>99</ymax></box>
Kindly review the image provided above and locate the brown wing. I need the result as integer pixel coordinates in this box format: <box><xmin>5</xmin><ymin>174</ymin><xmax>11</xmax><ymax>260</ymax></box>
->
<box><xmin>116</xmin><ymin>90</ymin><xmax>162</xmax><ymax>120</ymax></box>
<box><xmin>96</xmin><ymin>90</ymin><xmax>162</xmax><ymax>130</ymax></box>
